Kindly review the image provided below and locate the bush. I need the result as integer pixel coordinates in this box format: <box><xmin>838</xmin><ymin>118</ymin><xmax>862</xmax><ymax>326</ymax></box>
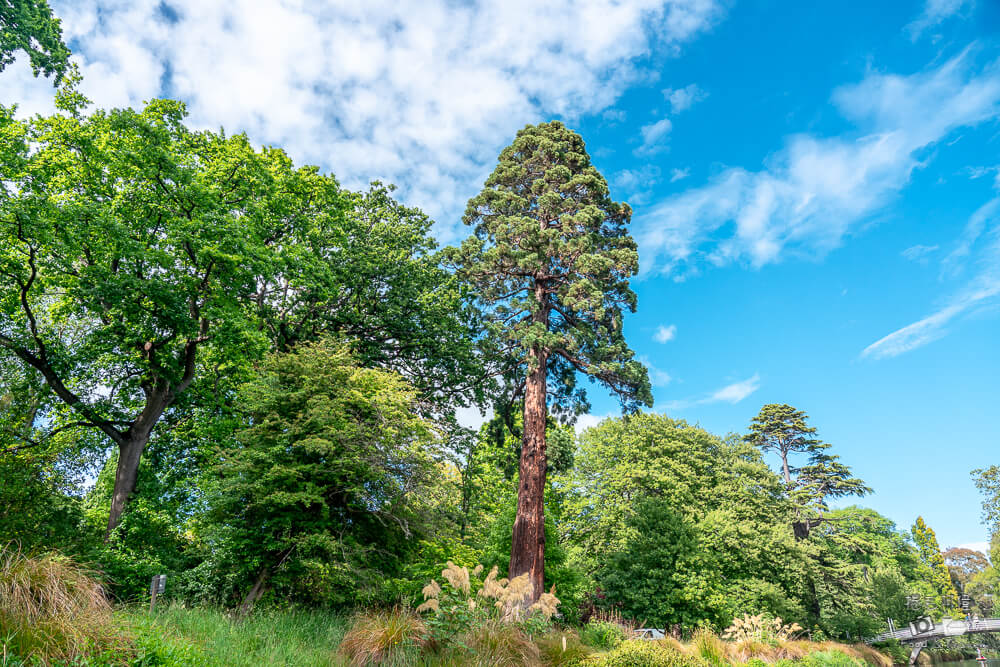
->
<box><xmin>339</xmin><ymin>607</ymin><xmax>426</xmax><ymax>666</ymax></box>
<box><xmin>463</xmin><ymin>619</ymin><xmax>541</xmax><ymax>666</ymax></box>
<box><xmin>600</xmin><ymin>640</ymin><xmax>706</xmax><ymax>667</ymax></box>
<box><xmin>799</xmin><ymin>649</ymin><xmax>866</xmax><ymax>667</ymax></box>
<box><xmin>0</xmin><ymin>545</ymin><xmax>125</xmax><ymax>664</ymax></box>
<box><xmin>537</xmin><ymin>632</ymin><xmax>595</xmax><ymax>666</ymax></box>
<box><xmin>692</xmin><ymin>629</ymin><xmax>727</xmax><ymax>667</ymax></box>
<box><xmin>580</xmin><ymin>620</ymin><xmax>629</xmax><ymax>650</ymax></box>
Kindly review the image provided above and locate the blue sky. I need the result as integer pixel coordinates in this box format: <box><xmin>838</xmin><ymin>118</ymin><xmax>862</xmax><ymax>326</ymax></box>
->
<box><xmin>4</xmin><ymin>0</ymin><xmax>998</xmax><ymax>550</ymax></box>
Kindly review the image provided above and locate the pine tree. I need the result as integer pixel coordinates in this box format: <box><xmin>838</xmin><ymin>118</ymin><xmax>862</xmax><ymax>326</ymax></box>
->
<box><xmin>745</xmin><ymin>404</ymin><xmax>870</xmax><ymax>538</ymax></box>
<box><xmin>449</xmin><ymin>121</ymin><xmax>651</xmax><ymax>597</ymax></box>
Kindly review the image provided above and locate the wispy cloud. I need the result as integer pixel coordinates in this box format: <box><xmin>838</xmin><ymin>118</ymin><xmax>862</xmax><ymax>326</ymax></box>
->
<box><xmin>653</xmin><ymin>324</ymin><xmax>677</xmax><ymax>342</ymax></box>
<box><xmin>863</xmin><ymin>196</ymin><xmax>1000</xmax><ymax>359</ymax></box>
<box><xmin>662</xmin><ymin>83</ymin><xmax>707</xmax><ymax>114</ymax></box>
<box><xmin>7</xmin><ymin>0</ymin><xmax>726</xmax><ymax>241</ymax></box>
<box><xmin>637</xmin><ymin>50</ymin><xmax>1000</xmax><ymax>277</ymax></box>
<box><xmin>906</xmin><ymin>0</ymin><xmax>972</xmax><ymax>40</ymax></box>
<box><xmin>902</xmin><ymin>244</ymin><xmax>939</xmax><ymax>261</ymax></box>
<box><xmin>670</xmin><ymin>168</ymin><xmax>690</xmax><ymax>182</ymax></box>
<box><xmin>635</xmin><ymin>117</ymin><xmax>673</xmax><ymax>156</ymax></box>
<box><xmin>639</xmin><ymin>356</ymin><xmax>672</xmax><ymax>386</ymax></box>
<box><xmin>662</xmin><ymin>373</ymin><xmax>761</xmax><ymax>409</ymax></box>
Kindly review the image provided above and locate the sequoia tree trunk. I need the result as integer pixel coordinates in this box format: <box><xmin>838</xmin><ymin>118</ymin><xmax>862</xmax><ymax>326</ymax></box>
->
<box><xmin>509</xmin><ymin>342</ymin><xmax>548</xmax><ymax>602</ymax></box>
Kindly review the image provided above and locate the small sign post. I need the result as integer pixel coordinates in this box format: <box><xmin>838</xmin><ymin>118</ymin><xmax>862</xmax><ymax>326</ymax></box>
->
<box><xmin>149</xmin><ymin>574</ymin><xmax>166</xmax><ymax>613</ymax></box>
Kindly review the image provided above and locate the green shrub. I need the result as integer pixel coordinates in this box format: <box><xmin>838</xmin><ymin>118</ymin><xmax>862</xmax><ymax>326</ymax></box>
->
<box><xmin>580</xmin><ymin>620</ymin><xmax>629</xmax><ymax>650</ymax></box>
<box><xmin>871</xmin><ymin>639</ymin><xmax>908</xmax><ymax>665</ymax></box>
<box><xmin>746</xmin><ymin>659</ymin><xmax>767</xmax><ymax>667</ymax></box>
<box><xmin>537</xmin><ymin>632</ymin><xmax>595</xmax><ymax>666</ymax></box>
<box><xmin>692</xmin><ymin>629</ymin><xmax>727</xmax><ymax>667</ymax></box>
<box><xmin>600</xmin><ymin>640</ymin><xmax>706</xmax><ymax>667</ymax></box>
<box><xmin>800</xmin><ymin>650</ymin><xmax>865</xmax><ymax>667</ymax></box>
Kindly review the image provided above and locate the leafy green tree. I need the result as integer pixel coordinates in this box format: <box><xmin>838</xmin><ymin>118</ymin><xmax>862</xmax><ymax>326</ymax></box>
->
<box><xmin>449</xmin><ymin>121</ymin><xmax>651</xmax><ymax>596</ymax></box>
<box><xmin>943</xmin><ymin>547</ymin><xmax>990</xmax><ymax>593</ymax></box>
<box><xmin>912</xmin><ymin>516</ymin><xmax>960</xmax><ymax>611</ymax></box>
<box><xmin>254</xmin><ymin>181</ymin><xmax>486</xmax><ymax>414</ymax></box>
<box><xmin>972</xmin><ymin>466</ymin><xmax>1000</xmax><ymax>537</ymax></box>
<box><xmin>745</xmin><ymin>404</ymin><xmax>870</xmax><ymax>538</ymax></box>
<box><xmin>598</xmin><ymin>498</ymin><xmax>726</xmax><ymax>628</ymax></box>
<box><xmin>203</xmin><ymin>340</ymin><xmax>437</xmax><ymax>614</ymax></box>
<box><xmin>0</xmin><ymin>91</ymin><xmax>351</xmax><ymax>534</ymax></box>
<box><xmin>0</xmin><ymin>0</ymin><xmax>70</xmax><ymax>82</ymax></box>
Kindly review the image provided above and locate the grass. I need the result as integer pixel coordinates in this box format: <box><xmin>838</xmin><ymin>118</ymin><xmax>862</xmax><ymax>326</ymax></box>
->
<box><xmin>0</xmin><ymin>545</ymin><xmax>126</xmax><ymax>665</ymax></box>
<box><xmin>120</xmin><ymin>605</ymin><xmax>350</xmax><ymax>666</ymax></box>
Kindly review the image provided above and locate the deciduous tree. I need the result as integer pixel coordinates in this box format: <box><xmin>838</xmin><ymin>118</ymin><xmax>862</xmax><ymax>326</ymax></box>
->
<box><xmin>0</xmin><ymin>0</ymin><xmax>70</xmax><ymax>82</ymax></box>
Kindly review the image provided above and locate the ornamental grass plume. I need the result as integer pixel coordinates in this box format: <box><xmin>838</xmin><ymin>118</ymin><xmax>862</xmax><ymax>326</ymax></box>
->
<box><xmin>478</xmin><ymin>566</ymin><xmax>508</xmax><ymax>600</ymax></box>
<box><xmin>495</xmin><ymin>573</ymin><xmax>534</xmax><ymax>622</ymax></box>
<box><xmin>442</xmin><ymin>561</ymin><xmax>471</xmax><ymax>596</ymax></box>
<box><xmin>528</xmin><ymin>585</ymin><xmax>560</xmax><ymax>620</ymax></box>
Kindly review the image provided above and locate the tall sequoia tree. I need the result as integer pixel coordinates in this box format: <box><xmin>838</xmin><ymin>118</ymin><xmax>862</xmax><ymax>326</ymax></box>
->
<box><xmin>745</xmin><ymin>404</ymin><xmax>870</xmax><ymax>538</ymax></box>
<box><xmin>449</xmin><ymin>121</ymin><xmax>651</xmax><ymax>597</ymax></box>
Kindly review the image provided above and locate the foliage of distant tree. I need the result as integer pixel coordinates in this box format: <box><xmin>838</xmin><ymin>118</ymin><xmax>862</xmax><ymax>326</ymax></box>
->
<box><xmin>449</xmin><ymin>120</ymin><xmax>651</xmax><ymax>597</ymax></box>
<box><xmin>972</xmin><ymin>466</ymin><xmax>1000</xmax><ymax>537</ymax></box>
<box><xmin>745</xmin><ymin>404</ymin><xmax>870</xmax><ymax>538</ymax></box>
<box><xmin>943</xmin><ymin>547</ymin><xmax>990</xmax><ymax>593</ymax></box>
<box><xmin>912</xmin><ymin>516</ymin><xmax>960</xmax><ymax>610</ymax></box>
<box><xmin>0</xmin><ymin>0</ymin><xmax>70</xmax><ymax>82</ymax></box>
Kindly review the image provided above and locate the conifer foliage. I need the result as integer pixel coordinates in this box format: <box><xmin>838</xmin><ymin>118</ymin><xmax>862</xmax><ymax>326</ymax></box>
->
<box><xmin>449</xmin><ymin>121</ymin><xmax>651</xmax><ymax>597</ymax></box>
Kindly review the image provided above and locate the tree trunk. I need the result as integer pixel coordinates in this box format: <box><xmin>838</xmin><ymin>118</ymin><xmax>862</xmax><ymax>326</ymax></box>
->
<box><xmin>106</xmin><ymin>388</ymin><xmax>171</xmax><ymax>538</ymax></box>
<box><xmin>510</xmin><ymin>343</ymin><xmax>548</xmax><ymax>602</ymax></box>
<box><xmin>238</xmin><ymin>565</ymin><xmax>271</xmax><ymax>619</ymax></box>
<box><xmin>106</xmin><ymin>436</ymin><xmax>148</xmax><ymax>537</ymax></box>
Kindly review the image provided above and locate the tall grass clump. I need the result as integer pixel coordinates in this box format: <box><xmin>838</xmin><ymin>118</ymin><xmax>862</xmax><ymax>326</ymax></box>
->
<box><xmin>339</xmin><ymin>607</ymin><xmax>426</xmax><ymax>666</ymax></box>
<box><xmin>0</xmin><ymin>545</ymin><xmax>122</xmax><ymax>664</ymax></box>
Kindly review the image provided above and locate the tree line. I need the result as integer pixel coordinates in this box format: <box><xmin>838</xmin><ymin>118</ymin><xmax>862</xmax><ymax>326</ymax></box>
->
<box><xmin>1</xmin><ymin>0</ymin><xmax>997</xmax><ymax>640</ymax></box>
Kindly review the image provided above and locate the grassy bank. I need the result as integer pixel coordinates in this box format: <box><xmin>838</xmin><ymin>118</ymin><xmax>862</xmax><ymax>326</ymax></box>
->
<box><xmin>1</xmin><ymin>605</ymin><xmax>895</xmax><ymax>666</ymax></box>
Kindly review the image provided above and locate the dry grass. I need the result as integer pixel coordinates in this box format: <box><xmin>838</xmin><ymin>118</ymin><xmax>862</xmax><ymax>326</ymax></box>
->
<box><xmin>692</xmin><ymin>628</ymin><xmax>728</xmax><ymax>666</ymax></box>
<box><xmin>339</xmin><ymin>607</ymin><xmax>426</xmax><ymax>666</ymax></box>
<box><xmin>0</xmin><ymin>545</ymin><xmax>124</xmax><ymax>665</ymax></box>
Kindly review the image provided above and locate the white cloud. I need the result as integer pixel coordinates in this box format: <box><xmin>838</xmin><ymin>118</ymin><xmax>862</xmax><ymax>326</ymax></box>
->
<box><xmin>662</xmin><ymin>83</ymin><xmax>706</xmax><ymax>113</ymax></box>
<box><xmin>653</xmin><ymin>324</ymin><xmax>677</xmax><ymax>342</ymax></box>
<box><xmin>5</xmin><ymin>0</ymin><xmax>725</xmax><ymax>241</ymax></box>
<box><xmin>906</xmin><ymin>0</ymin><xmax>972</xmax><ymax>40</ymax></box>
<box><xmin>638</xmin><ymin>51</ymin><xmax>1000</xmax><ymax>276</ymax></box>
<box><xmin>955</xmin><ymin>541</ymin><xmax>991</xmax><ymax>557</ymax></box>
<box><xmin>573</xmin><ymin>413</ymin><xmax>610</xmax><ymax>435</ymax></box>
<box><xmin>455</xmin><ymin>404</ymin><xmax>492</xmax><ymax>431</ymax></box>
<box><xmin>709</xmin><ymin>373</ymin><xmax>761</xmax><ymax>403</ymax></box>
<box><xmin>639</xmin><ymin>357</ymin><xmax>673</xmax><ymax>386</ymax></box>
<box><xmin>661</xmin><ymin>373</ymin><xmax>760</xmax><ymax>409</ymax></box>
<box><xmin>902</xmin><ymin>244</ymin><xmax>939</xmax><ymax>261</ymax></box>
<box><xmin>863</xmin><ymin>197</ymin><xmax>1000</xmax><ymax>359</ymax></box>
<box><xmin>636</xmin><ymin>117</ymin><xmax>673</xmax><ymax>156</ymax></box>
<box><xmin>670</xmin><ymin>167</ymin><xmax>690</xmax><ymax>182</ymax></box>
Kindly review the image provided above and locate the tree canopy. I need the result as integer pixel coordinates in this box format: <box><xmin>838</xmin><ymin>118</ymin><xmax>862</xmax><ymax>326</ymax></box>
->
<box><xmin>0</xmin><ymin>0</ymin><xmax>70</xmax><ymax>82</ymax></box>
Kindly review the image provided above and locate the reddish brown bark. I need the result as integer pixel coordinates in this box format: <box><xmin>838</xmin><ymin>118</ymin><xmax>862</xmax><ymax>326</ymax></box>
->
<box><xmin>509</xmin><ymin>280</ymin><xmax>550</xmax><ymax>602</ymax></box>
